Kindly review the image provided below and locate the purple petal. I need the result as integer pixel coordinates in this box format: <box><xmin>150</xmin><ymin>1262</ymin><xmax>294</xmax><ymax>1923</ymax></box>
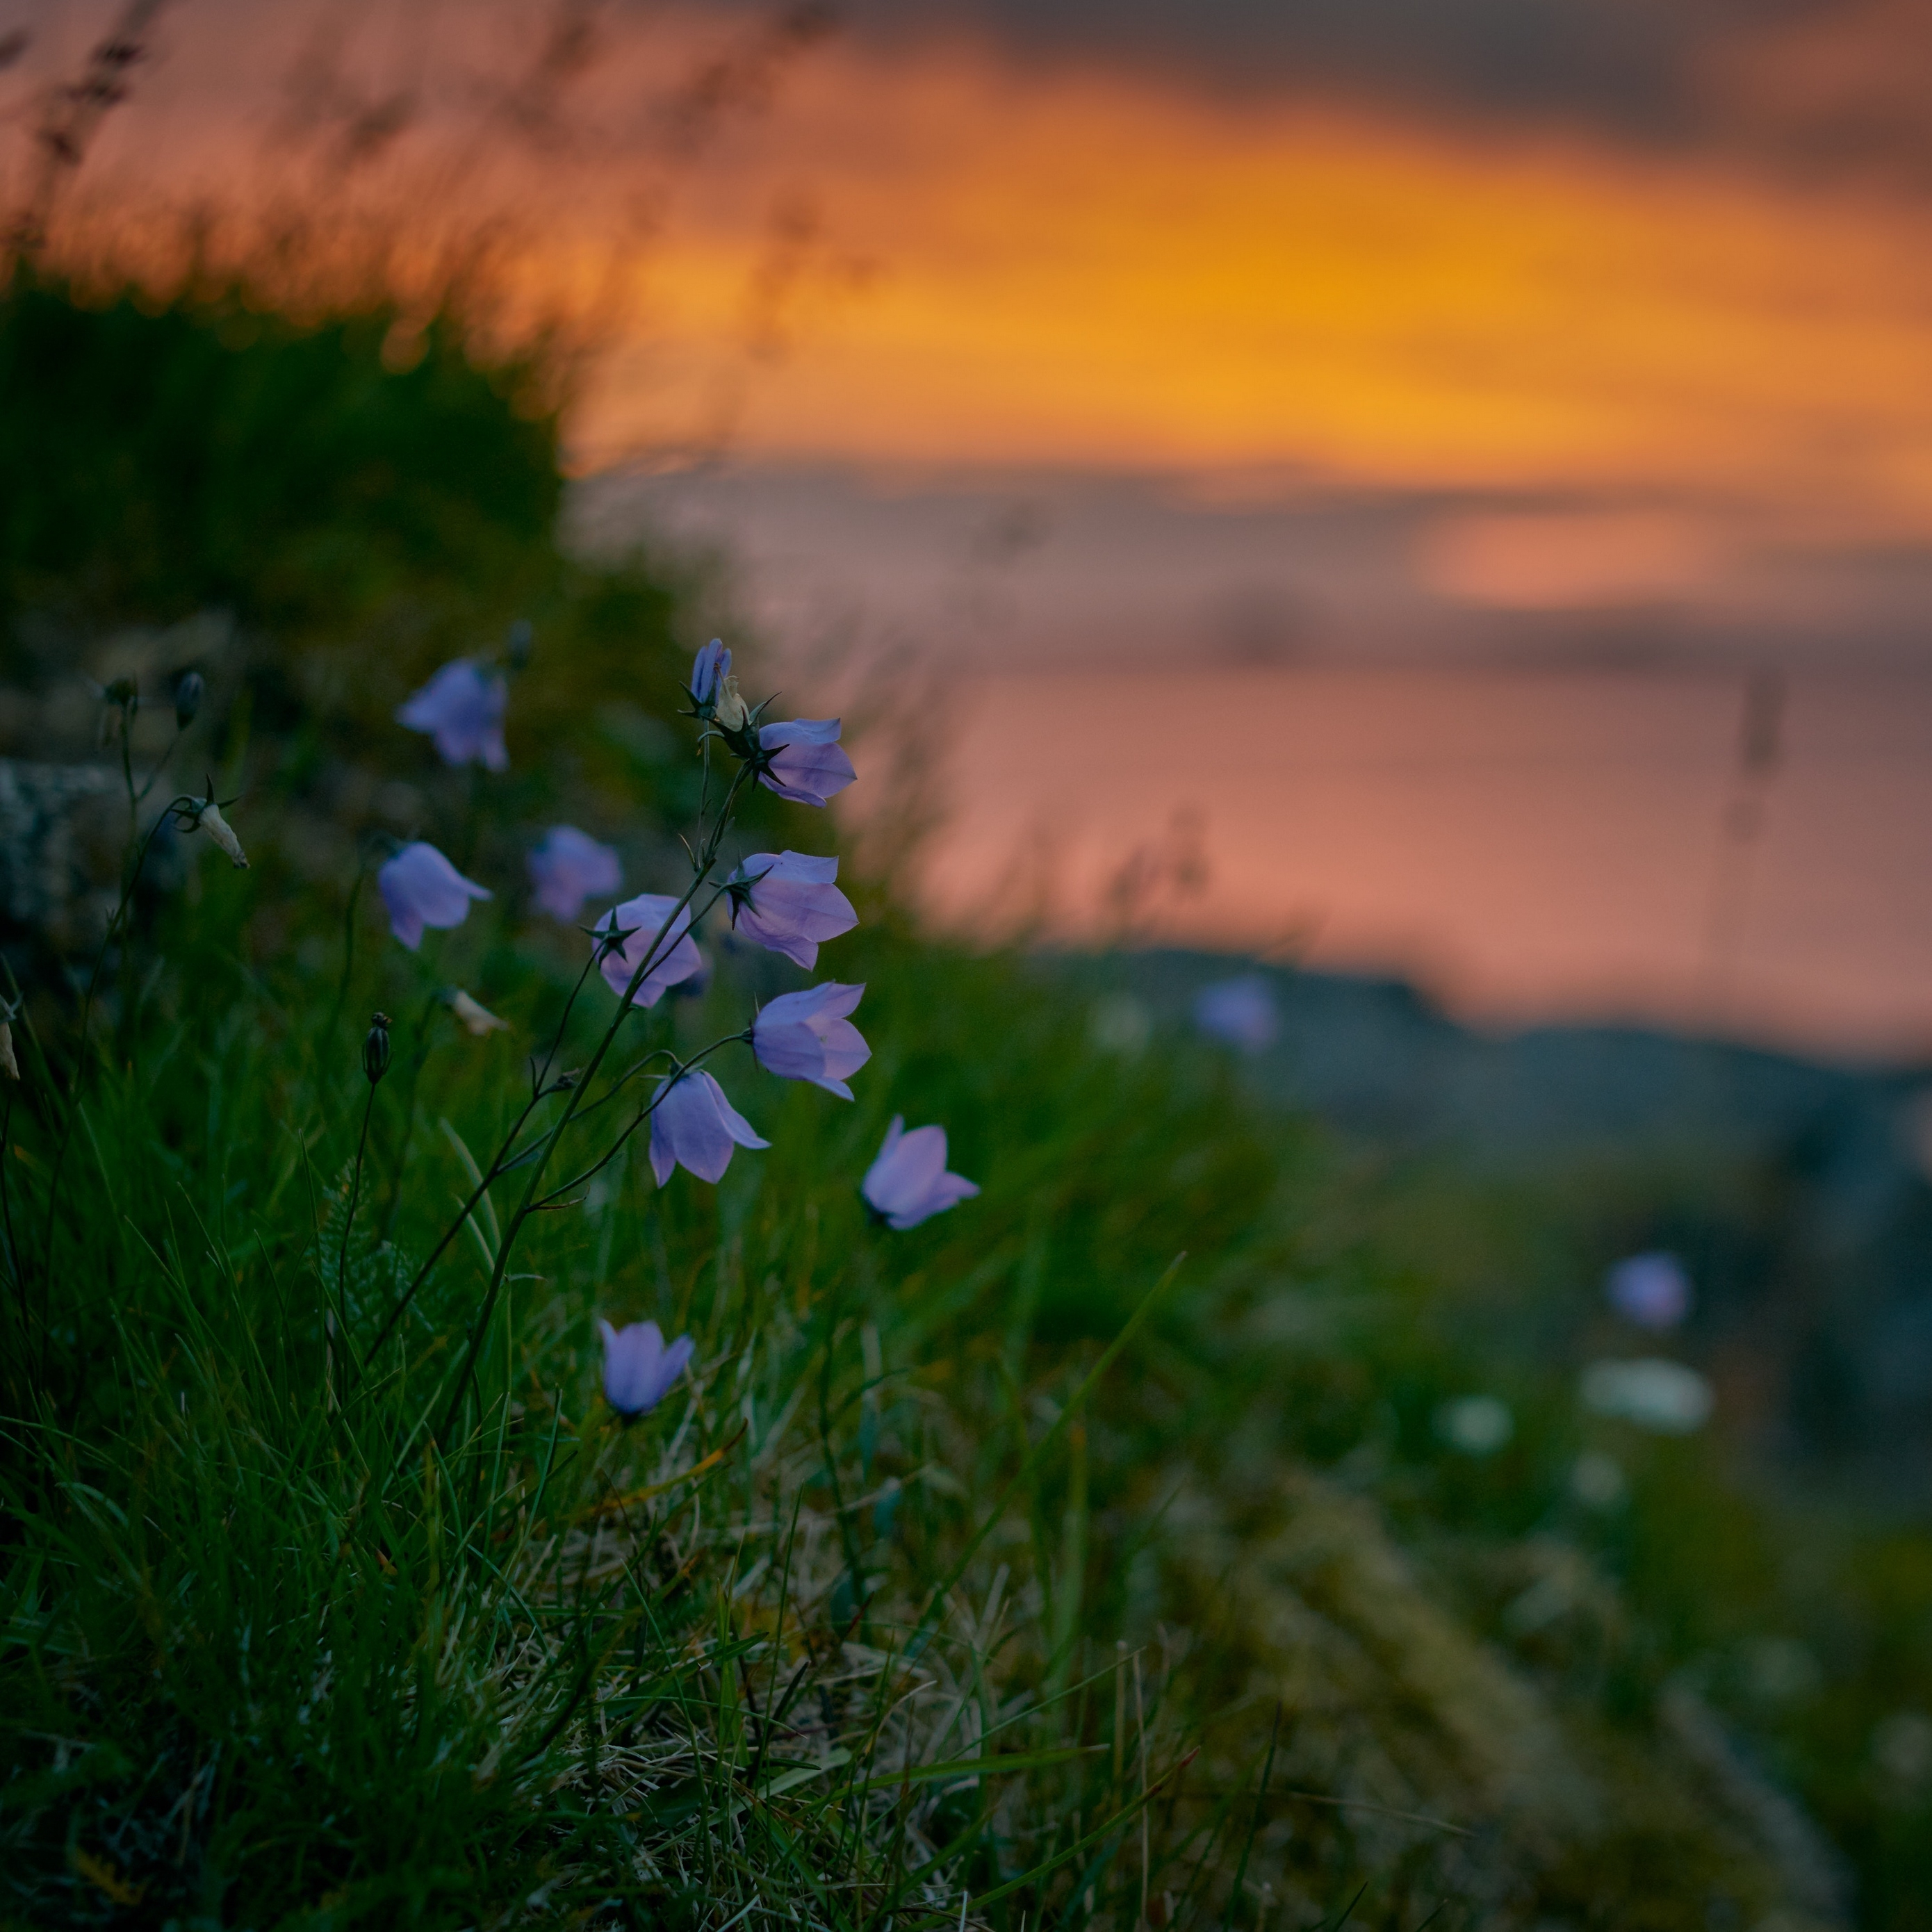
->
<box><xmin>397</xmin><ymin>660</ymin><xmax>509</xmax><ymax>771</ymax></box>
<box><xmin>598</xmin><ymin>893</ymin><xmax>701</xmax><ymax>1006</ymax></box>
<box><xmin>377</xmin><ymin>842</ymin><xmax>492</xmax><ymax>950</ymax></box>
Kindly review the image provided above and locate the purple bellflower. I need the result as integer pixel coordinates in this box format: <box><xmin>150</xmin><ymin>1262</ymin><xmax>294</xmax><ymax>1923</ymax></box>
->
<box><xmin>689</xmin><ymin>639</ymin><xmax>731</xmax><ymax>712</ymax></box>
<box><xmin>1193</xmin><ymin>974</ymin><xmax>1279</xmax><ymax>1054</ymax></box>
<box><xmin>862</xmin><ymin>1116</ymin><xmax>980</xmax><ymax>1230</ymax></box>
<box><xmin>378</xmin><ymin>842</ymin><xmax>492</xmax><ymax>950</ymax></box>
<box><xmin>649</xmin><ymin>1070</ymin><xmax>769</xmax><ymax>1184</ymax></box>
<box><xmin>528</xmin><ymin>825</ymin><xmax>622</xmax><ymax>922</ymax></box>
<box><xmin>595</xmin><ymin>892</ymin><xmax>703</xmax><ymax>1006</ymax></box>
<box><xmin>598</xmin><ymin>1318</ymin><xmax>695</xmax><ymax>1418</ymax></box>
<box><xmin>396</xmin><ymin>659</ymin><xmax>509</xmax><ymax>771</ymax></box>
<box><xmin>757</xmin><ymin>719</ymin><xmax>856</xmax><ymax>808</ymax></box>
<box><xmin>726</xmin><ymin>851</ymin><xmax>858</xmax><ymax>969</ymax></box>
<box><xmin>1605</xmin><ymin>1251</ymin><xmax>1692</xmax><ymax>1331</ymax></box>
<box><xmin>751</xmin><ymin>983</ymin><xmax>871</xmax><ymax>1098</ymax></box>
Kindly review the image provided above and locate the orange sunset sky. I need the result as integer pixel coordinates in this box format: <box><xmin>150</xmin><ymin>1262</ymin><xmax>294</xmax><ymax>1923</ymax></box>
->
<box><xmin>7</xmin><ymin>1</ymin><xmax>1932</xmax><ymax>539</ymax></box>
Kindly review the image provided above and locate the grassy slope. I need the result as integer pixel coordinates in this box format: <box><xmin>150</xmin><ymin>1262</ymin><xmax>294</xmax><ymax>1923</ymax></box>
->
<box><xmin>1</xmin><ymin>286</ymin><xmax>1929</xmax><ymax>1931</ymax></box>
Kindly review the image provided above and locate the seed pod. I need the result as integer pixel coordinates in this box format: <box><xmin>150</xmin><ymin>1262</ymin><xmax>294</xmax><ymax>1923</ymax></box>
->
<box><xmin>174</xmin><ymin>671</ymin><xmax>204</xmax><ymax>728</ymax></box>
<box><xmin>363</xmin><ymin>1013</ymin><xmax>393</xmax><ymax>1085</ymax></box>
<box><xmin>102</xmin><ymin>675</ymin><xmax>138</xmax><ymax>712</ymax></box>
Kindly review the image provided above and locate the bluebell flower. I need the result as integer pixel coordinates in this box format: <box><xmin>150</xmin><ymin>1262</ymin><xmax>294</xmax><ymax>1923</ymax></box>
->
<box><xmin>598</xmin><ymin>1318</ymin><xmax>695</xmax><ymax>1417</ymax></box>
<box><xmin>757</xmin><ymin>718</ymin><xmax>856</xmax><ymax>808</ymax></box>
<box><xmin>648</xmin><ymin>1070</ymin><xmax>769</xmax><ymax>1184</ymax></box>
<box><xmin>1193</xmin><ymin>974</ymin><xmax>1279</xmax><ymax>1053</ymax></box>
<box><xmin>1604</xmin><ymin>1252</ymin><xmax>1692</xmax><ymax>1330</ymax></box>
<box><xmin>396</xmin><ymin>659</ymin><xmax>509</xmax><ymax>770</ymax></box>
<box><xmin>689</xmin><ymin>638</ymin><xmax>732</xmax><ymax>712</ymax></box>
<box><xmin>528</xmin><ymin>826</ymin><xmax>622</xmax><ymax>922</ymax></box>
<box><xmin>594</xmin><ymin>892</ymin><xmax>703</xmax><ymax>1007</ymax></box>
<box><xmin>752</xmin><ymin>983</ymin><xmax>870</xmax><ymax>1098</ymax></box>
<box><xmin>726</xmin><ymin>851</ymin><xmax>857</xmax><ymax>969</ymax></box>
<box><xmin>862</xmin><ymin>1116</ymin><xmax>979</xmax><ymax>1230</ymax></box>
<box><xmin>378</xmin><ymin>842</ymin><xmax>491</xmax><ymax>949</ymax></box>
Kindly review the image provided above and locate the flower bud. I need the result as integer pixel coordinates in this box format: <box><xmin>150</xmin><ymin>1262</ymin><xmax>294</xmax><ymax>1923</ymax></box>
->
<box><xmin>363</xmin><ymin>1013</ymin><xmax>393</xmax><ymax>1085</ymax></box>
<box><xmin>712</xmin><ymin>670</ymin><xmax>750</xmax><ymax>734</ymax></box>
<box><xmin>174</xmin><ymin>671</ymin><xmax>204</xmax><ymax>728</ymax></box>
<box><xmin>0</xmin><ymin>1022</ymin><xmax>19</xmax><ymax>1081</ymax></box>
<box><xmin>102</xmin><ymin>675</ymin><xmax>138</xmax><ymax>712</ymax></box>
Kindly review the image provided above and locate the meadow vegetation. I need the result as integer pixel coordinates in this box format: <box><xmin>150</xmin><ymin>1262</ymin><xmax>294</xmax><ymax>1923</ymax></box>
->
<box><xmin>0</xmin><ymin>279</ymin><xmax>1929</xmax><ymax>1931</ymax></box>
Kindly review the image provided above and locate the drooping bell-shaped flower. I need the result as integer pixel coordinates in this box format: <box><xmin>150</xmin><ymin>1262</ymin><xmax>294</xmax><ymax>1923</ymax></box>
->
<box><xmin>862</xmin><ymin>1115</ymin><xmax>979</xmax><ymax>1230</ymax></box>
<box><xmin>594</xmin><ymin>892</ymin><xmax>703</xmax><ymax>1007</ymax></box>
<box><xmin>377</xmin><ymin>842</ymin><xmax>491</xmax><ymax>949</ymax></box>
<box><xmin>751</xmin><ymin>983</ymin><xmax>870</xmax><ymax>1099</ymax></box>
<box><xmin>1604</xmin><ymin>1252</ymin><xmax>1692</xmax><ymax>1331</ymax></box>
<box><xmin>447</xmin><ymin>988</ymin><xmax>509</xmax><ymax>1036</ymax></box>
<box><xmin>648</xmin><ymin>1070</ymin><xmax>770</xmax><ymax>1184</ymax></box>
<box><xmin>598</xmin><ymin>1318</ymin><xmax>696</xmax><ymax>1418</ymax></box>
<box><xmin>756</xmin><ymin>718</ymin><xmax>856</xmax><ymax>808</ymax></box>
<box><xmin>527</xmin><ymin>826</ymin><xmax>622</xmax><ymax>922</ymax></box>
<box><xmin>689</xmin><ymin>638</ymin><xmax>732</xmax><ymax>712</ymax></box>
<box><xmin>171</xmin><ymin>778</ymin><xmax>249</xmax><ymax>868</ymax></box>
<box><xmin>726</xmin><ymin>851</ymin><xmax>857</xmax><ymax>969</ymax></box>
<box><xmin>1193</xmin><ymin>974</ymin><xmax>1279</xmax><ymax>1053</ymax></box>
<box><xmin>396</xmin><ymin>659</ymin><xmax>509</xmax><ymax>771</ymax></box>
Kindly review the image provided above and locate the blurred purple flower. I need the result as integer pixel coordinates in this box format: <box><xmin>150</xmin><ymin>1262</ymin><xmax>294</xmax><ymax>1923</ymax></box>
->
<box><xmin>528</xmin><ymin>825</ymin><xmax>622</xmax><ymax>922</ymax></box>
<box><xmin>726</xmin><ymin>851</ymin><xmax>857</xmax><ymax>969</ymax></box>
<box><xmin>378</xmin><ymin>842</ymin><xmax>491</xmax><ymax>950</ymax></box>
<box><xmin>649</xmin><ymin>1070</ymin><xmax>769</xmax><ymax>1184</ymax></box>
<box><xmin>598</xmin><ymin>1318</ymin><xmax>695</xmax><ymax>1417</ymax></box>
<box><xmin>758</xmin><ymin>719</ymin><xmax>855</xmax><ymax>808</ymax></box>
<box><xmin>595</xmin><ymin>892</ymin><xmax>703</xmax><ymax>1006</ymax></box>
<box><xmin>396</xmin><ymin>659</ymin><xmax>508</xmax><ymax>771</ymax></box>
<box><xmin>862</xmin><ymin>1115</ymin><xmax>979</xmax><ymax>1230</ymax></box>
<box><xmin>689</xmin><ymin>638</ymin><xmax>731</xmax><ymax>710</ymax></box>
<box><xmin>1605</xmin><ymin>1251</ymin><xmax>1692</xmax><ymax>1330</ymax></box>
<box><xmin>752</xmin><ymin>982</ymin><xmax>871</xmax><ymax>1099</ymax></box>
<box><xmin>1193</xmin><ymin>974</ymin><xmax>1279</xmax><ymax>1054</ymax></box>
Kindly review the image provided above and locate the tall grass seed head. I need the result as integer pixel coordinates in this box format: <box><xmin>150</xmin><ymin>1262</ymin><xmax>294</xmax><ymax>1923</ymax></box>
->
<box><xmin>726</xmin><ymin>851</ymin><xmax>857</xmax><ymax>970</ymax></box>
<box><xmin>751</xmin><ymin>982</ymin><xmax>871</xmax><ymax>1099</ymax></box>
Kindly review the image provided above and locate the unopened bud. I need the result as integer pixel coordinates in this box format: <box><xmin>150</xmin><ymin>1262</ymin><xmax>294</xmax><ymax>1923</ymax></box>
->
<box><xmin>712</xmin><ymin>670</ymin><xmax>750</xmax><ymax>734</ymax></box>
<box><xmin>506</xmin><ymin>619</ymin><xmax>533</xmax><ymax>670</ymax></box>
<box><xmin>363</xmin><ymin>1013</ymin><xmax>393</xmax><ymax>1084</ymax></box>
<box><xmin>174</xmin><ymin>671</ymin><xmax>204</xmax><ymax>729</ymax></box>
<box><xmin>0</xmin><ymin>1022</ymin><xmax>19</xmax><ymax>1081</ymax></box>
<box><xmin>197</xmin><ymin>799</ymin><xmax>249</xmax><ymax>869</ymax></box>
<box><xmin>102</xmin><ymin>675</ymin><xmax>138</xmax><ymax>712</ymax></box>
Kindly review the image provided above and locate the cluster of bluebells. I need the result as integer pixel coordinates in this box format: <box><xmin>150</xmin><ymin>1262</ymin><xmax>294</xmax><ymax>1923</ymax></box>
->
<box><xmin>384</xmin><ymin>640</ymin><xmax>977</xmax><ymax>1423</ymax></box>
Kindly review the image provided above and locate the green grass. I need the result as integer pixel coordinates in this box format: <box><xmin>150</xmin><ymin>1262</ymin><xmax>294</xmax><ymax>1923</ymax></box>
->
<box><xmin>2</xmin><ymin>284</ymin><xmax>1930</xmax><ymax>1931</ymax></box>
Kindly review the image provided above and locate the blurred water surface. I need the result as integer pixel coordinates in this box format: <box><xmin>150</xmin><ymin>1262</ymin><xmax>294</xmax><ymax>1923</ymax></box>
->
<box><xmin>902</xmin><ymin>662</ymin><xmax>1932</xmax><ymax>1059</ymax></box>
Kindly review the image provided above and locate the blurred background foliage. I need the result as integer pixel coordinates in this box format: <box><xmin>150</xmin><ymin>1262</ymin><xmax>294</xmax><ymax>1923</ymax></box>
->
<box><xmin>0</xmin><ymin>273</ymin><xmax>1929</xmax><ymax>1931</ymax></box>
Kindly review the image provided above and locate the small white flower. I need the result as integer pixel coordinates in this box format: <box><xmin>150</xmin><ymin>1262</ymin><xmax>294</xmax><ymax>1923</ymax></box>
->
<box><xmin>173</xmin><ymin>778</ymin><xmax>249</xmax><ymax>869</ymax></box>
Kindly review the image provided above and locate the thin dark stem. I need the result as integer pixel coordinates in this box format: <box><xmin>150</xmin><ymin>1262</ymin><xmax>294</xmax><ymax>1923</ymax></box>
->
<box><xmin>40</xmin><ymin>805</ymin><xmax>182</xmax><ymax>1275</ymax></box>
<box><xmin>425</xmin><ymin>763</ymin><xmax>755</xmax><ymax>1457</ymax></box>
<box><xmin>375</xmin><ymin>985</ymin><xmax>448</xmax><ymax>1243</ymax></box>
<box><xmin>0</xmin><ymin>1087</ymin><xmax>22</xmax><ymax>1336</ymax></box>
<box><xmin>133</xmin><ymin>721</ymin><xmax>187</xmax><ymax>805</ymax></box>
<box><xmin>324</xmin><ymin>860</ymin><xmax>370</xmax><ymax>1060</ymax></box>
<box><xmin>337</xmin><ymin>1078</ymin><xmax>378</xmax><ymax>1313</ymax></box>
